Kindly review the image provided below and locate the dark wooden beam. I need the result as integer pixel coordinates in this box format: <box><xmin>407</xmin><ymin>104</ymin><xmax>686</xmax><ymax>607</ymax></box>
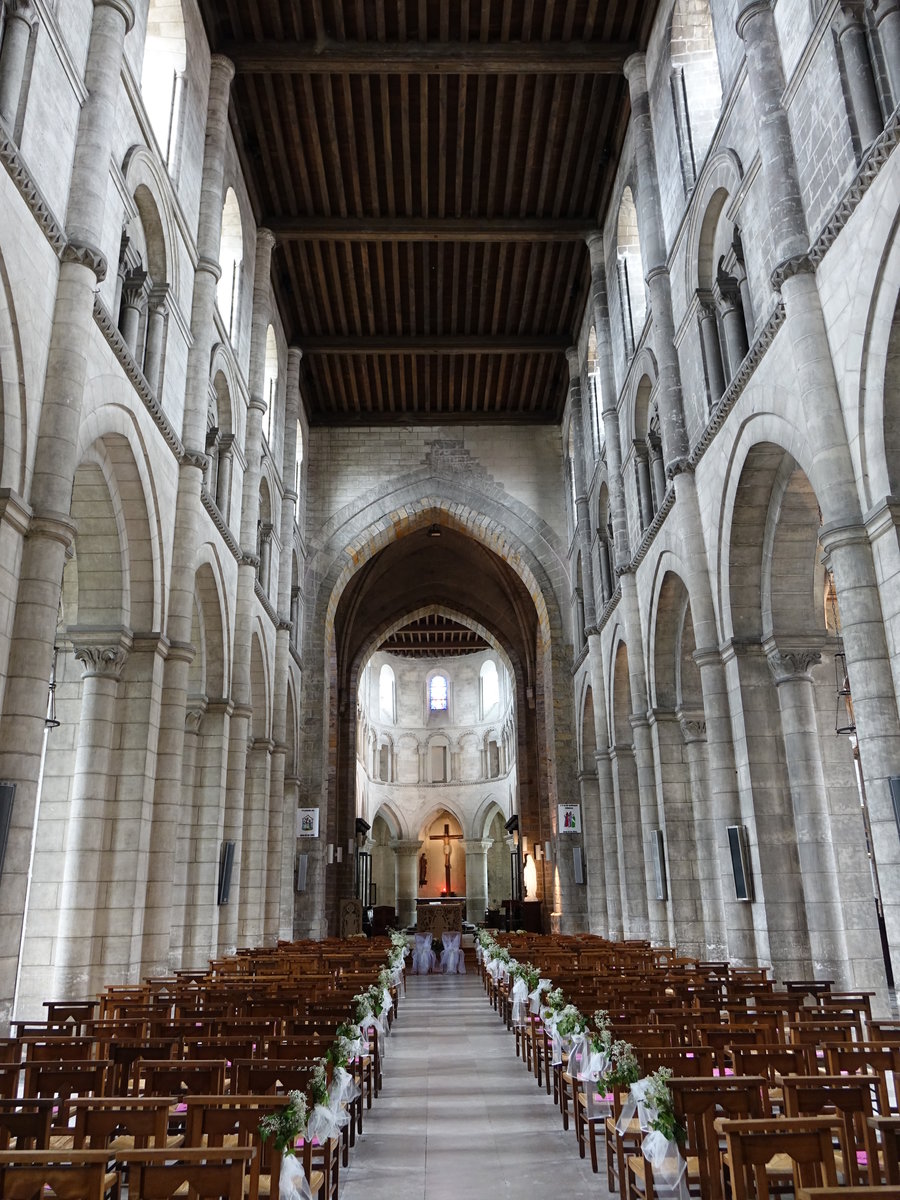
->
<box><xmin>225</xmin><ymin>39</ymin><xmax>636</xmax><ymax>75</ymax></box>
<box><xmin>267</xmin><ymin>216</ymin><xmax>595</xmax><ymax>242</ymax></box>
<box><xmin>300</xmin><ymin>335</ymin><xmax>569</xmax><ymax>355</ymax></box>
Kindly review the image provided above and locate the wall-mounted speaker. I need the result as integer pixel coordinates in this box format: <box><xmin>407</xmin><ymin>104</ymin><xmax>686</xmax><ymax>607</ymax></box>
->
<box><xmin>727</xmin><ymin>824</ymin><xmax>754</xmax><ymax>902</ymax></box>
<box><xmin>573</xmin><ymin>844</ymin><xmax>584</xmax><ymax>885</ymax></box>
<box><xmin>217</xmin><ymin>840</ymin><xmax>235</xmax><ymax>906</ymax></box>
<box><xmin>0</xmin><ymin>782</ymin><xmax>14</xmax><ymax>881</ymax></box>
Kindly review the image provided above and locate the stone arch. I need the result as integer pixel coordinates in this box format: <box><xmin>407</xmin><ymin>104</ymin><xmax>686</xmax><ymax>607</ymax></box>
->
<box><xmin>473</xmin><ymin>794</ymin><xmax>507</xmax><ymax>840</ymax></box>
<box><xmin>0</xmin><ymin>242</ymin><xmax>28</xmax><ymax>493</ymax></box>
<box><xmin>248</xmin><ymin>628</ymin><xmax>270</xmax><ymax>742</ymax></box>
<box><xmin>122</xmin><ymin>146</ymin><xmax>178</xmax><ymax>295</ymax></box>
<box><xmin>611</xmin><ymin>636</ymin><xmax>632</xmax><ymax>748</ymax></box>
<box><xmin>685</xmin><ymin>149</ymin><xmax>744</xmax><ymax>296</ymax></box>
<box><xmin>579</xmin><ymin>681</ymin><xmax>598</xmax><ymax>771</ymax></box>
<box><xmin>190</xmin><ymin>559</ymin><xmax>228</xmax><ymax>700</ymax></box>
<box><xmin>416</xmin><ymin>801</ymin><xmax>466</xmax><ymax>841</ymax></box>
<box><xmin>264</xmin><ymin>324</ymin><xmax>278</xmax><ymax>443</ymax></box>
<box><xmin>371</xmin><ymin>799</ymin><xmax>403</xmax><ymax>840</ymax></box>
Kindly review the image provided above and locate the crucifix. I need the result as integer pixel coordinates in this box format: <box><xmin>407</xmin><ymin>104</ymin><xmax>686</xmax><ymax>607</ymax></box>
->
<box><xmin>429</xmin><ymin>822</ymin><xmax>463</xmax><ymax>894</ymax></box>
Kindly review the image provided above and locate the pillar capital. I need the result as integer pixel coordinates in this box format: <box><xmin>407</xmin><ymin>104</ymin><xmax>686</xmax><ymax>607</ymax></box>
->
<box><xmin>462</xmin><ymin>838</ymin><xmax>492</xmax><ymax>854</ymax></box>
<box><xmin>209</xmin><ymin>53</ymin><xmax>236</xmax><ymax>85</ymax></box>
<box><xmin>256</xmin><ymin>226</ymin><xmax>276</xmax><ymax>255</ymax></box>
<box><xmin>390</xmin><ymin>839</ymin><xmax>423</xmax><ymax>856</ymax></box>
<box><xmin>61</xmin><ymin>240</ymin><xmax>108</xmax><ymax>283</ymax></box>
<box><xmin>6</xmin><ymin>0</ymin><xmax>37</xmax><ymax>25</ymax></box>
<box><xmin>586</xmin><ymin>230</ymin><xmax>605</xmax><ymax>269</ymax></box>
<box><xmin>766</xmin><ymin>646</ymin><xmax>823</xmax><ymax>684</ymax></box>
<box><xmin>94</xmin><ymin>0</ymin><xmax>135</xmax><ymax>32</ymax></box>
<box><xmin>565</xmin><ymin>345</ymin><xmax>580</xmax><ymax>378</ymax></box>
<box><xmin>71</xmin><ymin>628</ymin><xmax>133</xmax><ymax>680</ymax></box>
<box><xmin>736</xmin><ymin>1</ymin><xmax>774</xmax><ymax>40</ymax></box>
<box><xmin>622</xmin><ymin>52</ymin><xmax>647</xmax><ymax>92</ymax></box>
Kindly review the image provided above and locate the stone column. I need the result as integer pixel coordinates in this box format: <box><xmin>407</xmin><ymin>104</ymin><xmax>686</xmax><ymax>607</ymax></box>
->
<box><xmin>238</xmin><ymin>737</ymin><xmax>272</xmax><ymax>946</ymax></box>
<box><xmin>143</xmin><ymin>288</ymin><xmax>168</xmax><ymax>395</ymax></box>
<box><xmin>874</xmin><ymin>0</ymin><xmax>900</xmax><ymax>100</ymax></box>
<box><xmin>739</xmin><ymin>0</ymin><xmax>900</xmax><ymax>973</ymax></box>
<box><xmin>578</xmin><ymin>769</ymin><xmax>607</xmax><ymax>933</ymax></box>
<box><xmin>0</xmin><ymin>0</ymin><xmax>34</xmax><ymax>130</ymax></box>
<box><xmin>648</xmin><ymin>434</ymin><xmax>666</xmax><ymax>508</ymax></box>
<box><xmin>141</xmin><ymin>53</ymin><xmax>235</xmax><ymax>973</ymax></box>
<box><xmin>635</xmin><ymin>450</ymin><xmax>654</xmax><ymax>528</ymax></box>
<box><xmin>587</xmin><ymin>235</ymin><xmax>631</xmax><ymax>569</ymax></box>
<box><xmin>391</xmin><ymin>840</ymin><xmax>422</xmax><ymax>929</ymax></box>
<box><xmin>566</xmin><ymin>347</ymin><xmax>598</xmax><ymax>627</ymax></box>
<box><xmin>0</xmin><ymin>0</ymin><xmax>135</xmax><ymax>1022</ymax></box>
<box><xmin>595</xmin><ymin>748</ymin><xmax>623</xmax><ymax>937</ymax></box>
<box><xmin>715</xmin><ymin>272</ymin><xmax>749</xmax><ymax>377</ymax></box>
<box><xmin>216</xmin><ymin>435</ymin><xmax>234</xmax><ymax>521</ymax></box>
<box><xmin>622</xmin><ymin>54</ymin><xmax>689</xmax><ymax>465</ymax></box>
<box><xmin>836</xmin><ymin>0</ymin><xmax>884</xmax><ymax>148</ymax></box>
<box><xmin>119</xmin><ymin>268</ymin><xmax>147</xmax><ymax>356</ymax></box>
<box><xmin>609</xmin><ymin>744</ymin><xmax>649</xmax><ymax>937</ymax></box>
<box><xmin>766</xmin><ymin>646</ymin><xmax>852</xmax><ymax>985</ymax></box>
<box><xmin>677</xmin><ymin>713</ymin><xmax>720</xmax><ymax>960</ymax></box>
<box><xmin>698</xmin><ymin>296</ymin><xmax>726</xmax><ymax>403</ymax></box>
<box><xmin>462</xmin><ymin>839</ymin><xmax>491</xmax><ymax>925</ymax></box>
<box><xmin>55</xmin><ymin>633</ymin><xmax>131</xmax><ymax>997</ymax></box>
<box><xmin>185</xmin><ymin>698</ymin><xmax>231</xmax><ymax>963</ymax></box>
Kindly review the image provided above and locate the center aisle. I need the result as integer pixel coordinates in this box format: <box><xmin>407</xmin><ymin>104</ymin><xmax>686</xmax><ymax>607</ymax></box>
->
<box><xmin>339</xmin><ymin>965</ymin><xmax>617</xmax><ymax>1200</ymax></box>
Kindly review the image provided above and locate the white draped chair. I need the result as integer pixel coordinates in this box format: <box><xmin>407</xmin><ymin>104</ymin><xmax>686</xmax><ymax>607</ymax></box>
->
<box><xmin>440</xmin><ymin>930</ymin><xmax>465</xmax><ymax>974</ymax></box>
<box><xmin>411</xmin><ymin>932</ymin><xmax>436</xmax><ymax>974</ymax></box>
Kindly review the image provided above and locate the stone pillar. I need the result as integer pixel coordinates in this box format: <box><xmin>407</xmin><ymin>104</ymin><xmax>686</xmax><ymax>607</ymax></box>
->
<box><xmin>874</xmin><ymin>0</ymin><xmax>900</xmax><ymax>100</ymax></box>
<box><xmin>698</xmin><ymin>297</ymin><xmax>726</xmax><ymax>403</ymax></box>
<box><xmin>715</xmin><ymin>273</ymin><xmax>749</xmax><ymax>377</ymax></box>
<box><xmin>566</xmin><ymin>347</ymin><xmax>598</xmax><ymax>627</ymax></box>
<box><xmin>119</xmin><ymin>268</ymin><xmax>147</xmax><ymax>356</ymax></box>
<box><xmin>0</xmin><ymin>0</ymin><xmax>135</xmax><ymax>1024</ymax></box>
<box><xmin>216</xmin><ymin>435</ymin><xmax>234</xmax><ymax>520</ymax></box>
<box><xmin>143</xmin><ymin>289</ymin><xmax>168</xmax><ymax>394</ymax></box>
<box><xmin>609</xmin><ymin>744</ymin><xmax>649</xmax><ymax>937</ymax></box>
<box><xmin>55</xmin><ymin>633</ymin><xmax>131</xmax><ymax>997</ymax></box>
<box><xmin>141</xmin><ymin>53</ymin><xmax>235</xmax><ymax>974</ymax></box>
<box><xmin>185</xmin><ymin>699</ymin><xmax>231</xmax><ymax>963</ymax></box>
<box><xmin>462</xmin><ymin>839</ymin><xmax>491</xmax><ymax>925</ymax></box>
<box><xmin>767</xmin><ymin>646</ymin><xmax>852</xmax><ymax>985</ymax></box>
<box><xmin>635</xmin><ymin>450</ymin><xmax>654</xmax><ymax>528</ymax></box>
<box><xmin>417</xmin><ymin>745</ymin><xmax>427</xmax><ymax>784</ymax></box>
<box><xmin>238</xmin><ymin>738</ymin><xmax>272</xmax><ymax>946</ymax></box>
<box><xmin>622</xmin><ymin>54</ymin><xmax>689</xmax><ymax>465</ymax></box>
<box><xmin>678</xmin><ymin>712</ymin><xmax>722</xmax><ymax>959</ymax></box>
<box><xmin>391</xmin><ymin>840</ymin><xmax>422</xmax><ymax>929</ymax></box>
<box><xmin>578</xmin><ymin>769</ymin><xmax>607</xmax><ymax>933</ymax></box>
<box><xmin>648</xmin><ymin>434</ymin><xmax>666</xmax><ymax>508</ymax></box>
<box><xmin>739</xmin><ymin>0</ymin><xmax>900</xmax><ymax>973</ymax></box>
<box><xmin>836</xmin><ymin>0</ymin><xmax>884</xmax><ymax>148</ymax></box>
<box><xmin>587</xmin><ymin>235</ymin><xmax>631</xmax><ymax>568</ymax></box>
<box><xmin>0</xmin><ymin>0</ymin><xmax>34</xmax><ymax>130</ymax></box>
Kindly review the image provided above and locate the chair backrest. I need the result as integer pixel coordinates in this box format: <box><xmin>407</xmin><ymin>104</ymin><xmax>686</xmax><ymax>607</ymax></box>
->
<box><xmin>117</xmin><ymin>1147</ymin><xmax>255</xmax><ymax>1199</ymax></box>
<box><xmin>869</xmin><ymin>1115</ymin><xmax>900</xmax><ymax>1183</ymax></box>
<box><xmin>184</xmin><ymin>1096</ymin><xmax>290</xmax><ymax>1200</ymax></box>
<box><xmin>721</xmin><ymin>1116</ymin><xmax>840</xmax><ymax>1198</ymax></box>
<box><xmin>0</xmin><ymin>1150</ymin><xmax>112</xmax><ymax>1199</ymax></box>
<box><xmin>730</xmin><ymin>1044</ymin><xmax>813</xmax><ymax>1083</ymax></box>
<box><xmin>71</xmin><ymin>1097</ymin><xmax>174</xmax><ymax>1149</ymax></box>
<box><xmin>232</xmin><ymin>1060</ymin><xmax>315</xmax><ymax>1096</ymax></box>
<box><xmin>796</xmin><ymin>1189</ymin><xmax>900</xmax><ymax>1199</ymax></box>
<box><xmin>135</xmin><ymin>1058</ymin><xmax>227</xmax><ymax>1098</ymax></box>
<box><xmin>0</xmin><ymin>1101</ymin><xmax>54</xmax><ymax>1150</ymax></box>
<box><xmin>634</xmin><ymin>1045</ymin><xmax>715</xmax><ymax>1076</ymax></box>
<box><xmin>824</xmin><ymin>1042</ymin><xmax>900</xmax><ymax>1114</ymax></box>
<box><xmin>669</xmin><ymin>1075</ymin><xmax>769</xmax><ymax>1200</ymax></box>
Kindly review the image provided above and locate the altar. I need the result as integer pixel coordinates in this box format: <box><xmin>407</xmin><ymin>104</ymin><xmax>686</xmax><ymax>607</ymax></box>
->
<box><xmin>415</xmin><ymin>899</ymin><xmax>464</xmax><ymax>938</ymax></box>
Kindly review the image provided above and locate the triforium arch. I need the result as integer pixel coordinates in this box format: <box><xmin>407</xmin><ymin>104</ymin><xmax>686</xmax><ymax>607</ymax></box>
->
<box><xmin>721</xmin><ymin>434</ymin><xmax>890</xmax><ymax>990</ymax></box>
<box><xmin>297</xmin><ymin>490</ymin><xmax>577</xmax><ymax>938</ymax></box>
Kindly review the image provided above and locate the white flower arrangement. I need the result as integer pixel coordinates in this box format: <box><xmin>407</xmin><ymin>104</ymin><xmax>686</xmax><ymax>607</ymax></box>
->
<box><xmin>259</xmin><ymin>1089</ymin><xmax>308</xmax><ymax>1154</ymax></box>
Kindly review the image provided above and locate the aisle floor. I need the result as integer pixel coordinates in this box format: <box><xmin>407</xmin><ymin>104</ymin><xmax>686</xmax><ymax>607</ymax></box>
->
<box><xmin>338</xmin><ymin>965</ymin><xmax>617</xmax><ymax>1200</ymax></box>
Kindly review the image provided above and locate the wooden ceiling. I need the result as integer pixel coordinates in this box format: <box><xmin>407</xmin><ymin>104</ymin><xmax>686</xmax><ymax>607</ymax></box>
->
<box><xmin>197</xmin><ymin>1</ymin><xmax>659</xmax><ymax>424</ymax></box>
<box><xmin>379</xmin><ymin>613</ymin><xmax>490</xmax><ymax>657</ymax></box>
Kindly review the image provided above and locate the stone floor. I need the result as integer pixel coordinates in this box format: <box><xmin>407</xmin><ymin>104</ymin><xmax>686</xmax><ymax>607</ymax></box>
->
<box><xmin>338</xmin><ymin>965</ymin><xmax>616</xmax><ymax>1200</ymax></box>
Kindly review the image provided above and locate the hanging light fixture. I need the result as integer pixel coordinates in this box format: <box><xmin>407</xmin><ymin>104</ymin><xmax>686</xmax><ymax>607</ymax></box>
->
<box><xmin>834</xmin><ymin>648</ymin><xmax>855</xmax><ymax>736</ymax></box>
<box><xmin>44</xmin><ymin>646</ymin><xmax>60</xmax><ymax>730</ymax></box>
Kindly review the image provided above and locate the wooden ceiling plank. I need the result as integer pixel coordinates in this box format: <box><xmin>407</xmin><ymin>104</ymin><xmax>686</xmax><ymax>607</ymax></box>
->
<box><xmin>454</xmin><ymin>74</ymin><xmax>467</xmax><ymax>216</ymax></box>
<box><xmin>281</xmin><ymin>76</ymin><xmax>316</xmax><ymax>213</ymax></box>
<box><xmin>357</xmin><ymin>76</ymin><xmax>381</xmax><ymax>215</ymax></box>
<box><xmin>299</xmin><ymin>74</ymin><xmax>331</xmax><ymax>212</ymax></box>
<box><xmin>378</xmin><ymin>76</ymin><xmax>396</xmax><ymax>215</ymax></box>
<box><xmin>519</xmin><ymin>74</ymin><xmax>546</xmax><ymax>215</ymax></box>
<box><xmin>405</xmin><ymin>242</ymin><xmax>417</xmax><ymax>336</ymax></box>
<box><xmin>321</xmin><ymin>75</ymin><xmax>349</xmax><ymax>217</ymax></box>
<box><xmin>419</xmin><ymin>73</ymin><xmax>429</xmax><ymax>213</ymax></box>
<box><xmin>501</xmin><ymin>73</ymin><xmax>526</xmax><ymax>215</ymax></box>
<box><xmin>484</xmin><ymin>74</ymin><xmax>506</xmax><ymax>217</ymax></box>
<box><xmin>583</xmin><ymin>0</ymin><xmax>600</xmax><ymax>38</ymax></box>
<box><xmin>536</xmin><ymin>75</ymin><xmax>566</xmax><ymax>214</ymax></box>
<box><xmin>437</xmin><ymin>74</ymin><xmax>448</xmax><ymax>219</ymax></box>
<box><xmin>339</xmin><ymin>75</ymin><xmax>365</xmax><ymax>214</ymax></box>
<box><xmin>260</xmin><ymin>74</ymin><xmax>299</xmax><ymax>214</ymax></box>
<box><xmin>550</xmin><ymin>75</ymin><xmax>586</xmax><ymax>218</ymax></box>
<box><xmin>266</xmin><ymin>215</ymin><xmax>594</xmax><ymax>240</ymax></box>
<box><xmin>400</xmin><ymin>73</ymin><xmax>414</xmax><ymax>214</ymax></box>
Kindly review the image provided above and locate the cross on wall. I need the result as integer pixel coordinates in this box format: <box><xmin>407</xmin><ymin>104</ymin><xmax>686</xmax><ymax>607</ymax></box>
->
<box><xmin>429</xmin><ymin>822</ymin><xmax>463</xmax><ymax>894</ymax></box>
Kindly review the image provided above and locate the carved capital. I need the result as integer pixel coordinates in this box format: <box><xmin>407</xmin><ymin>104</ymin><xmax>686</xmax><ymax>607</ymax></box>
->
<box><xmin>766</xmin><ymin>647</ymin><xmax>823</xmax><ymax>683</ymax></box>
<box><xmin>241</xmin><ymin>552</ymin><xmax>261</xmax><ymax>569</ymax></box>
<box><xmin>736</xmin><ymin>0</ymin><xmax>774</xmax><ymax>41</ymax></box>
<box><xmin>771</xmin><ymin>253</ymin><xmax>815</xmax><ymax>291</ymax></box>
<box><xmin>120</xmin><ymin>267</ymin><xmax>149</xmax><ymax>310</ymax></box>
<box><xmin>62</xmin><ymin>239</ymin><xmax>108</xmax><ymax>282</ymax></box>
<box><xmin>679</xmin><ymin>717</ymin><xmax>707</xmax><ymax>743</ymax></box>
<box><xmin>185</xmin><ymin>706</ymin><xmax>206</xmax><ymax>733</ymax></box>
<box><xmin>666</xmin><ymin>456</ymin><xmax>693</xmax><ymax>480</ymax></box>
<box><xmin>74</xmin><ymin>642</ymin><xmax>130</xmax><ymax>680</ymax></box>
<box><xmin>94</xmin><ymin>0</ymin><xmax>136</xmax><ymax>31</ymax></box>
<box><xmin>6</xmin><ymin>0</ymin><xmax>37</xmax><ymax>24</ymax></box>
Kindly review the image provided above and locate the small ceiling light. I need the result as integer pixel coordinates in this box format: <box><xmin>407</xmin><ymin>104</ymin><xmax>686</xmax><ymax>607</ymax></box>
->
<box><xmin>428</xmin><ymin>524</ymin><xmax>442</xmax><ymax>537</ymax></box>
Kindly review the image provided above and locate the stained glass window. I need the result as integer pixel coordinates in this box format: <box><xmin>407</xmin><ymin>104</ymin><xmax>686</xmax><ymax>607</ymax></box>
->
<box><xmin>429</xmin><ymin>674</ymin><xmax>448</xmax><ymax>711</ymax></box>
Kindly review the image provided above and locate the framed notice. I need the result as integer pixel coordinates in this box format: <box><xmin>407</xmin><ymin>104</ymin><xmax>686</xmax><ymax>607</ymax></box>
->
<box><xmin>558</xmin><ymin>803</ymin><xmax>582</xmax><ymax>834</ymax></box>
<box><xmin>296</xmin><ymin>807</ymin><xmax>320</xmax><ymax>838</ymax></box>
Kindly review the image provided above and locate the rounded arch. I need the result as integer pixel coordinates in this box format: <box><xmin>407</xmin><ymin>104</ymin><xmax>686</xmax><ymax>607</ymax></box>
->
<box><xmin>472</xmin><ymin>794</ymin><xmax>508</xmax><ymax>840</ymax></box>
<box><xmin>684</xmin><ymin>148</ymin><xmax>744</xmax><ymax>296</ymax></box>
<box><xmin>622</xmin><ymin>348</ymin><xmax>659</xmax><ymax>442</ymax></box>
<box><xmin>615</xmin><ymin>184</ymin><xmax>647</xmax><ymax>349</ymax></box>
<box><xmin>579</xmin><ymin>681</ymin><xmax>598</xmax><ymax>772</ymax></box>
<box><xmin>611</xmin><ymin>636</ymin><xmax>632</xmax><ymax>748</ymax></box>
<box><xmin>648</xmin><ymin>565</ymin><xmax>703</xmax><ymax>714</ymax></box>
<box><xmin>190</xmin><ymin>560</ymin><xmax>228</xmax><ymax>700</ymax></box>
<box><xmin>122</xmin><ymin>146</ymin><xmax>179</xmax><ymax>295</ymax></box>
<box><xmin>248</xmin><ymin>628</ymin><xmax>271</xmax><ymax>741</ymax></box>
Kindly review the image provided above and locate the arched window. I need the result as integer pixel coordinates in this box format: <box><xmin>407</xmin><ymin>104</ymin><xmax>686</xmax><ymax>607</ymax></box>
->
<box><xmin>480</xmin><ymin>660</ymin><xmax>500</xmax><ymax>717</ymax></box>
<box><xmin>294</xmin><ymin>420</ymin><xmax>304</xmax><ymax>496</ymax></box>
<box><xmin>257</xmin><ymin>478</ymin><xmax>273</xmax><ymax>595</ymax></box>
<box><xmin>670</xmin><ymin>0</ymin><xmax>721</xmax><ymax>192</ymax></box>
<box><xmin>566</xmin><ymin>424</ymin><xmax>578</xmax><ymax>535</ymax></box>
<box><xmin>116</xmin><ymin>188</ymin><xmax>169</xmax><ymax>396</ymax></box>
<box><xmin>264</xmin><ymin>325</ymin><xmax>278</xmax><ymax>444</ymax></box>
<box><xmin>428</xmin><ymin>673</ymin><xmax>448</xmax><ymax>713</ymax></box>
<box><xmin>587</xmin><ymin>326</ymin><xmax>603</xmax><ymax>458</ymax></box>
<box><xmin>379</xmin><ymin>663</ymin><xmax>395</xmax><ymax>723</ymax></box>
<box><xmin>206</xmin><ymin>370</ymin><xmax>234</xmax><ymax>522</ymax></box>
<box><xmin>141</xmin><ymin>0</ymin><xmax>187</xmax><ymax>175</ymax></box>
<box><xmin>633</xmin><ymin>377</ymin><xmax>665</xmax><ymax>532</ymax></box>
<box><xmin>597</xmin><ymin>485</ymin><xmax>614</xmax><ymax>604</ymax></box>
<box><xmin>617</xmin><ymin>187</ymin><xmax>646</xmax><ymax>358</ymax></box>
<box><xmin>217</xmin><ymin>188</ymin><xmax>243</xmax><ymax>342</ymax></box>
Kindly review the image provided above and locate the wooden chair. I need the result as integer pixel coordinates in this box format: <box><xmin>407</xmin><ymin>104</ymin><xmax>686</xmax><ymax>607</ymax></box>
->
<box><xmin>20</xmin><ymin>1060</ymin><xmax>111</xmax><ymax>1135</ymax></box>
<box><xmin>796</xmin><ymin>1190</ymin><xmax>900</xmax><ymax>1199</ymax></box>
<box><xmin>824</xmin><ymin>1042</ymin><xmax>900</xmax><ymax>1115</ymax></box>
<box><xmin>0</xmin><ymin>1148</ymin><xmax>115</xmax><ymax>1198</ymax></box>
<box><xmin>134</xmin><ymin>1057</ymin><xmax>227</xmax><ymax>1099</ymax></box>
<box><xmin>624</xmin><ymin>1075</ymin><xmax>770</xmax><ymax>1200</ymax></box>
<box><xmin>782</xmin><ymin>1074</ymin><xmax>881</xmax><ymax>1187</ymax></box>
<box><xmin>869</xmin><ymin>1115</ymin><xmax>900</xmax><ymax>1182</ymax></box>
<box><xmin>70</xmin><ymin>1096</ymin><xmax>180</xmax><ymax>1151</ymax></box>
<box><xmin>721</xmin><ymin>1116</ymin><xmax>841</xmax><ymax>1198</ymax></box>
<box><xmin>730</xmin><ymin>1045</ymin><xmax>813</xmax><ymax>1110</ymax></box>
<box><xmin>117</xmin><ymin>1146</ymin><xmax>255</xmax><ymax>1199</ymax></box>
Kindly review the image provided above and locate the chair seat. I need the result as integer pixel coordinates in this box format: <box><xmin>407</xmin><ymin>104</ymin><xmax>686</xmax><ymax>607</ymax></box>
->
<box><xmin>722</xmin><ymin>1149</ymin><xmax>795</xmax><ymax>1176</ymax></box>
<box><xmin>107</xmin><ymin>1133</ymin><xmax>184</xmax><ymax>1150</ymax></box>
<box><xmin>627</xmin><ymin>1152</ymin><xmax>699</xmax><ymax>1183</ymax></box>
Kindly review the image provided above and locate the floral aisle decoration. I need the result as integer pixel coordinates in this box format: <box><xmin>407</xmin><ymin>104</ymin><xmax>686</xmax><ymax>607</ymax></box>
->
<box><xmin>639</xmin><ymin>1067</ymin><xmax>688</xmax><ymax>1197</ymax></box>
<box><xmin>509</xmin><ymin>960</ymin><xmax>540</xmax><ymax>1025</ymax></box>
<box><xmin>306</xmin><ymin>1055</ymin><xmax>351</xmax><ymax>1144</ymax></box>
<box><xmin>259</xmin><ymin>1090</ymin><xmax>314</xmax><ymax>1200</ymax></box>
